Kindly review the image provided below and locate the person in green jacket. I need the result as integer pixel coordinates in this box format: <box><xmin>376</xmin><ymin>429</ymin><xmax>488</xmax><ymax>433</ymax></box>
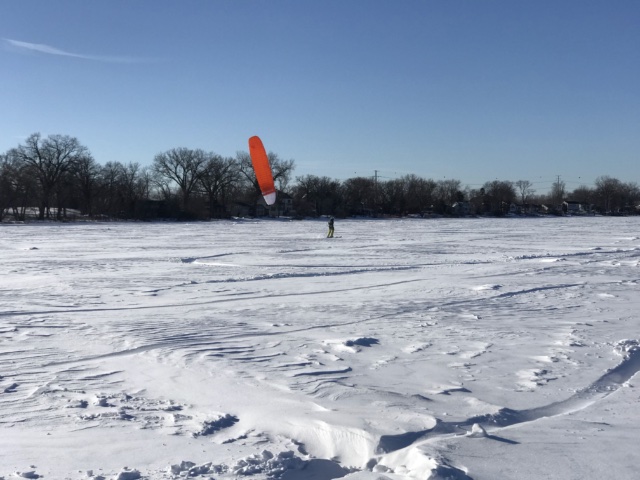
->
<box><xmin>327</xmin><ymin>217</ymin><xmax>335</xmax><ymax>238</ymax></box>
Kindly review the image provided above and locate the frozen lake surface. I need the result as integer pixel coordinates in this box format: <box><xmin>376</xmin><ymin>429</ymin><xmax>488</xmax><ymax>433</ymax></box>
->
<box><xmin>1</xmin><ymin>217</ymin><xmax>639</xmax><ymax>479</ymax></box>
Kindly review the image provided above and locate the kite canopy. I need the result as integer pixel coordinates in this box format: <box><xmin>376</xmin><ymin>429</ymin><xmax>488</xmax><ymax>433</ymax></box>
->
<box><xmin>248</xmin><ymin>136</ymin><xmax>277</xmax><ymax>206</ymax></box>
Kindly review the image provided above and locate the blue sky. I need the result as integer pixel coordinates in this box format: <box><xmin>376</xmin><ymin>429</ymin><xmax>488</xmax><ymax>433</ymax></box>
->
<box><xmin>1</xmin><ymin>1</ymin><xmax>638</xmax><ymax>193</ymax></box>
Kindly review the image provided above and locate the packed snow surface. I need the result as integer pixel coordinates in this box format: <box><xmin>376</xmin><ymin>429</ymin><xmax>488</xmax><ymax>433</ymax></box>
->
<box><xmin>1</xmin><ymin>217</ymin><xmax>639</xmax><ymax>479</ymax></box>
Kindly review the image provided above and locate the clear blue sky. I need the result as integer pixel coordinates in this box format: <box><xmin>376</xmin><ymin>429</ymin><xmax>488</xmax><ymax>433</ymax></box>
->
<box><xmin>2</xmin><ymin>1</ymin><xmax>638</xmax><ymax>193</ymax></box>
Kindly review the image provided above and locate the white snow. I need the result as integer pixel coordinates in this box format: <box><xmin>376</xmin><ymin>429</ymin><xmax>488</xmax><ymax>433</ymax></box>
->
<box><xmin>1</xmin><ymin>217</ymin><xmax>639</xmax><ymax>479</ymax></box>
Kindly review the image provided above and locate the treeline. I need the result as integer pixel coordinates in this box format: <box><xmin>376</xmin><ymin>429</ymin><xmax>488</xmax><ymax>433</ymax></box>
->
<box><xmin>1</xmin><ymin>133</ymin><xmax>639</xmax><ymax>221</ymax></box>
<box><xmin>0</xmin><ymin>133</ymin><xmax>294</xmax><ymax>221</ymax></box>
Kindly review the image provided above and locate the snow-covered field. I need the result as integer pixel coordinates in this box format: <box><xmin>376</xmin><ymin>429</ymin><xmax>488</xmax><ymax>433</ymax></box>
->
<box><xmin>1</xmin><ymin>217</ymin><xmax>639</xmax><ymax>480</ymax></box>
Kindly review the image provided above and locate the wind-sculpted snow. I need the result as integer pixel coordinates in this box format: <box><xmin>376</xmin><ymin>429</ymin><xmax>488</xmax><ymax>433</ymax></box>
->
<box><xmin>1</xmin><ymin>217</ymin><xmax>639</xmax><ymax>479</ymax></box>
<box><xmin>376</xmin><ymin>339</ymin><xmax>640</xmax><ymax>452</ymax></box>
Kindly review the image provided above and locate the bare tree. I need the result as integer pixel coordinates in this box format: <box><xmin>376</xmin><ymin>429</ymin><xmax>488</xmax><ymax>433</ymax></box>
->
<box><xmin>293</xmin><ymin>174</ymin><xmax>322</xmax><ymax>216</ymax></box>
<box><xmin>97</xmin><ymin>161</ymin><xmax>125</xmax><ymax>217</ymax></box>
<box><xmin>569</xmin><ymin>185</ymin><xmax>595</xmax><ymax>206</ymax></box>
<box><xmin>482</xmin><ymin>180</ymin><xmax>516</xmax><ymax>214</ymax></box>
<box><xmin>380</xmin><ymin>178</ymin><xmax>407</xmax><ymax>215</ymax></box>
<box><xmin>0</xmin><ymin>154</ymin><xmax>13</xmax><ymax>221</ymax></box>
<box><xmin>12</xmin><ymin>133</ymin><xmax>90</xmax><ymax>220</ymax></box>
<box><xmin>199</xmin><ymin>154</ymin><xmax>240</xmax><ymax>217</ymax></box>
<box><xmin>620</xmin><ymin>182</ymin><xmax>640</xmax><ymax>213</ymax></box>
<box><xmin>137</xmin><ymin>167</ymin><xmax>153</xmax><ymax>201</ymax></box>
<box><xmin>595</xmin><ymin>176</ymin><xmax>622</xmax><ymax>213</ymax></box>
<box><xmin>237</xmin><ymin>150</ymin><xmax>295</xmax><ymax>199</ymax></box>
<box><xmin>72</xmin><ymin>155</ymin><xmax>101</xmax><ymax>216</ymax></box>
<box><xmin>152</xmin><ymin>148</ymin><xmax>208</xmax><ymax>212</ymax></box>
<box><xmin>550</xmin><ymin>178</ymin><xmax>566</xmax><ymax>207</ymax></box>
<box><xmin>514</xmin><ymin>180</ymin><xmax>535</xmax><ymax>205</ymax></box>
<box><xmin>342</xmin><ymin>177</ymin><xmax>377</xmax><ymax>215</ymax></box>
<box><xmin>1</xmin><ymin>150</ymin><xmax>37</xmax><ymax>220</ymax></box>
<box><xmin>293</xmin><ymin>175</ymin><xmax>343</xmax><ymax>216</ymax></box>
<box><xmin>120</xmin><ymin>162</ymin><xmax>150</xmax><ymax>216</ymax></box>
<box><xmin>404</xmin><ymin>175</ymin><xmax>437</xmax><ymax>214</ymax></box>
<box><xmin>434</xmin><ymin>179</ymin><xmax>463</xmax><ymax>213</ymax></box>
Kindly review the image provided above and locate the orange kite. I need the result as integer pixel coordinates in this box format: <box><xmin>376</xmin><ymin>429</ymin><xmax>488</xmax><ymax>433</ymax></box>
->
<box><xmin>248</xmin><ymin>135</ymin><xmax>277</xmax><ymax>205</ymax></box>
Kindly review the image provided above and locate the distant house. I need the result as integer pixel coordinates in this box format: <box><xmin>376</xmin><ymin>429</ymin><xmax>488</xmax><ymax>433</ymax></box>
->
<box><xmin>518</xmin><ymin>203</ymin><xmax>548</xmax><ymax>216</ymax></box>
<box><xmin>255</xmin><ymin>190</ymin><xmax>296</xmax><ymax>218</ymax></box>
<box><xmin>452</xmin><ymin>201</ymin><xmax>471</xmax><ymax>216</ymax></box>
<box><xmin>255</xmin><ymin>200</ymin><xmax>268</xmax><ymax>217</ymax></box>
<box><xmin>231</xmin><ymin>201</ymin><xmax>253</xmax><ymax>218</ymax></box>
<box><xmin>273</xmin><ymin>191</ymin><xmax>295</xmax><ymax>217</ymax></box>
<box><xmin>532</xmin><ymin>204</ymin><xmax>549</xmax><ymax>215</ymax></box>
<box><xmin>562</xmin><ymin>200</ymin><xmax>586</xmax><ymax>215</ymax></box>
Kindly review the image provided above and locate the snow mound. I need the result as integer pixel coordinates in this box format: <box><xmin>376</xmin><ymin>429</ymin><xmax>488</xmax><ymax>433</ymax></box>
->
<box><xmin>193</xmin><ymin>413</ymin><xmax>239</xmax><ymax>437</ymax></box>
<box><xmin>15</xmin><ymin>471</ymin><xmax>40</xmax><ymax>479</ymax></box>
<box><xmin>375</xmin><ymin>445</ymin><xmax>472</xmax><ymax>480</ymax></box>
<box><xmin>167</xmin><ymin>452</ymin><xmax>343</xmax><ymax>478</ymax></box>
<box><xmin>344</xmin><ymin>337</ymin><xmax>379</xmax><ymax>348</ymax></box>
<box><xmin>113</xmin><ymin>468</ymin><xmax>141</xmax><ymax>480</ymax></box>
<box><xmin>466</xmin><ymin>423</ymin><xmax>487</xmax><ymax>438</ymax></box>
<box><xmin>614</xmin><ymin>339</ymin><xmax>639</xmax><ymax>358</ymax></box>
<box><xmin>324</xmin><ymin>337</ymin><xmax>380</xmax><ymax>353</ymax></box>
<box><xmin>169</xmin><ymin>460</ymin><xmax>226</xmax><ymax>476</ymax></box>
<box><xmin>232</xmin><ymin>450</ymin><xmax>304</xmax><ymax>477</ymax></box>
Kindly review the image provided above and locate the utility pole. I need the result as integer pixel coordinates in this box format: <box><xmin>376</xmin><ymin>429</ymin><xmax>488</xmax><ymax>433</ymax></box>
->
<box><xmin>552</xmin><ymin>175</ymin><xmax>566</xmax><ymax>210</ymax></box>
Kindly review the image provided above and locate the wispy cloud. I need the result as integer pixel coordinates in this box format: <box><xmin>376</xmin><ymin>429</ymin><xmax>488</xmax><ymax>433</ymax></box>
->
<box><xmin>3</xmin><ymin>38</ymin><xmax>154</xmax><ymax>64</ymax></box>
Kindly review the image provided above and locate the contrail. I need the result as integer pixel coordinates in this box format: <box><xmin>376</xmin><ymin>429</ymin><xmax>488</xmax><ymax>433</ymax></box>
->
<box><xmin>3</xmin><ymin>38</ymin><xmax>153</xmax><ymax>64</ymax></box>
